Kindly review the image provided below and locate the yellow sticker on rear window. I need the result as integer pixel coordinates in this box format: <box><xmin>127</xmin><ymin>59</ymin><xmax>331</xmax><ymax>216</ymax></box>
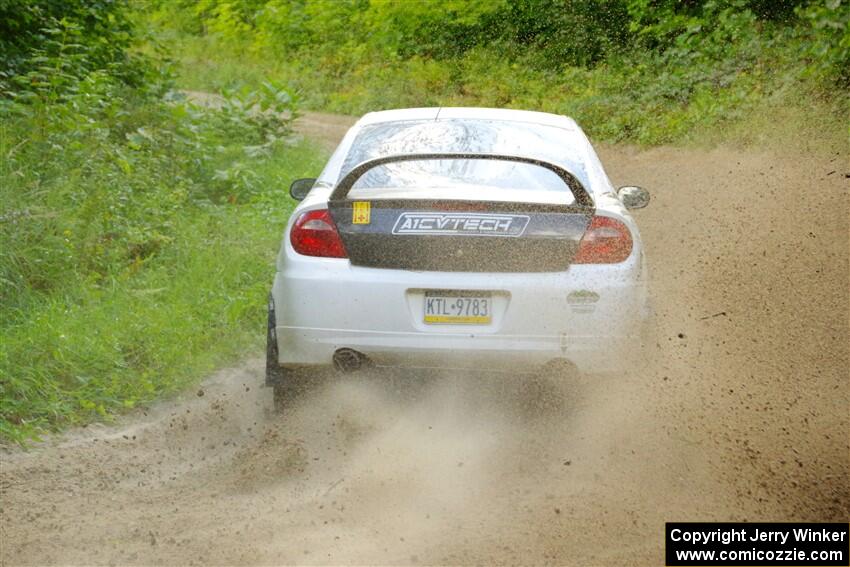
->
<box><xmin>352</xmin><ymin>201</ymin><xmax>371</xmax><ymax>224</ymax></box>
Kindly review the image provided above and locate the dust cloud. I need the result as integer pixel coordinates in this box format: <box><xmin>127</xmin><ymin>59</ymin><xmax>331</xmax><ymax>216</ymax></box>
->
<box><xmin>1</xmin><ymin>363</ymin><xmax>711</xmax><ymax>565</ymax></box>
<box><xmin>1</xmin><ymin>117</ymin><xmax>847</xmax><ymax>565</ymax></box>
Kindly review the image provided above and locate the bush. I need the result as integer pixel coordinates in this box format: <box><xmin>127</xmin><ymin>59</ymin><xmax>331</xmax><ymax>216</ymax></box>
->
<box><xmin>0</xmin><ymin>1</ymin><xmax>325</xmax><ymax>442</ymax></box>
<box><xmin>0</xmin><ymin>0</ymin><xmax>155</xmax><ymax>96</ymax></box>
<box><xmin>797</xmin><ymin>0</ymin><xmax>850</xmax><ymax>86</ymax></box>
<box><xmin>0</xmin><ymin>73</ymin><xmax>324</xmax><ymax>441</ymax></box>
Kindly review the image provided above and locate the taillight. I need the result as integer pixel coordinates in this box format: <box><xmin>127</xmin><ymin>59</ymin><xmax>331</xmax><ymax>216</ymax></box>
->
<box><xmin>290</xmin><ymin>209</ymin><xmax>347</xmax><ymax>258</ymax></box>
<box><xmin>574</xmin><ymin>216</ymin><xmax>633</xmax><ymax>264</ymax></box>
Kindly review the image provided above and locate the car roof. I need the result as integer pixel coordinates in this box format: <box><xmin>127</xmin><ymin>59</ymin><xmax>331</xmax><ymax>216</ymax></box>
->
<box><xmin>357</xmin><ymin>107</ymin><xmax>580</xmax><ymax>131</ymax></box>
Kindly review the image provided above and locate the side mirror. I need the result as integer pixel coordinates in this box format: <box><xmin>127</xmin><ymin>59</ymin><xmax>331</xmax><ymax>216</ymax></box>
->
<box><xmin>290</xmin><ymin>178</ymin><xmax>317</xmax><ymax>201</ymax></box>
<box><xmin>617</xmin><ymin>185</ymin><xmax>650</xmax><ymax>210</ymax></box>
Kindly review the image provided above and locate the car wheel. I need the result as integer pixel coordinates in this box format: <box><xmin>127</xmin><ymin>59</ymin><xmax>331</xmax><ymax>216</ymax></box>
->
<box><xmin>266</xmin><ymin>296</ymin><xmax>321</xmax><ymax>413</ymax></box>
<box><xmin>266</xmin><ymin>295</ymin><xmax>286</xmax><ymax>387</ymax></box>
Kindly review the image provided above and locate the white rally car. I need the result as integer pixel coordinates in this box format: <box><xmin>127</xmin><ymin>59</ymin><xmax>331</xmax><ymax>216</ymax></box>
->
<box><xmin>267</xmin><ymin>108</ymin><xmax>650</xmax><ymax>405</ymax></box>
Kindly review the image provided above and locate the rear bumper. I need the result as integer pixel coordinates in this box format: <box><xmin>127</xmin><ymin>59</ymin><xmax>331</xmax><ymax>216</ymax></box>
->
<box><xmin>274</xmin><ymin>326</ymin><xmax>640</xmax><ymax>373</ymax></box>
<box><xmin>271</xmin><ymin>255</ymin><xmax>649</xmax><ymax>375</ymax></box>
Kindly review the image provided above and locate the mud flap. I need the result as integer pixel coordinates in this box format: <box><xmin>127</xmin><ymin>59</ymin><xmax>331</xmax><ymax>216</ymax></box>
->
<box><xmin>265</xmin><ymin>294</ymin><xmax>287</xmax><ymax>387</ymax></box>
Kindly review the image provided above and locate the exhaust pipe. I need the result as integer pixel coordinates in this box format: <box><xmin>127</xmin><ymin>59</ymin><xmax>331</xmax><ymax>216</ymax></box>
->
<box><xmin>333</xmin><ymin>348</ymin><xmax>370</xmax><ymax>373</ymax></box>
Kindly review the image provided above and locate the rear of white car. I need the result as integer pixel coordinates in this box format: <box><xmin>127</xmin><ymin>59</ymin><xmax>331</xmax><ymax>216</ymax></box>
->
<box><xmin>267</xmin><ymin>108</ymin><xmax>650</xmax><ymax>400</ymax></box>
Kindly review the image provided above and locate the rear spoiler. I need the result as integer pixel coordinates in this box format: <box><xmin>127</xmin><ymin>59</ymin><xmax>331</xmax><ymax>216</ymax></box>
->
<box><xmin>329</xmin><ymin>153</ymin><xmax>594</xmax><ymax>209</ymax></box>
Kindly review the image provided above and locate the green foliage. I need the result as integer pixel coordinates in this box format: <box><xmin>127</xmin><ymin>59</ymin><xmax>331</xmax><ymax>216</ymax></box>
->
<box><xmin>504</xmin><ymin>0</ymin><xmax>630</xmax><ymax>67</ymax></box>
<box><xmin>0</xmin><ymin>136</ymin><xmax>323</xmax><ymax>443</ymax></box>
<box><xmin>157</xmin><ymin>0</ymin><xmax>848</xmax><ymax>146</ymax></box>
<box><xmin>0</xmin><ymin>80</ymin><xmax>324</xmax><ymax>440</ymax></box>
<box><xmin>797</xmin><ymin>0</ymin><xmax>850</xmax><ymax>86</ymax></box>
<box><xmin>361</xmin><ymin>0</ymin><xmax>508</xmax><ymax>59</ymax></box>
<box><xmin>253</xmin><ymin>0</ymin><xmax>366</xmax><ymax>54</ymax></box>
<box><xmin>0</xmin><ymin>1</ymin><xmax>326</xmax><ymax>442</ymax></box>
<box><xmin>213</xmin><ymin>81</ymin><xmax>300</xmax><ymax>147</ymax></box>
<box><xmin>0</xmin><ymin>0</ymin><xmax>153</xmax><ymax>96</ymax></box>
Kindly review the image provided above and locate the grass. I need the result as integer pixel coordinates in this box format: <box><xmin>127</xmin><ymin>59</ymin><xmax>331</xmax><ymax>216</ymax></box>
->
<box><xmin>0</xmin><ymin>14</ymin><xmax>334</xmax><ymax>443</ymax></box>
<box><xmin>0</xmin><ymin>126</ymin><xmax>328</xmax><ymax>443</ymax></box>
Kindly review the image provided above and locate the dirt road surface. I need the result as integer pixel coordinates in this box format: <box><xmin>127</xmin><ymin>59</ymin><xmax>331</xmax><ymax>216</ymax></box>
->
<box><xmin>1</xmin><ymin>114</ymin><xmax>847</xmax><ymax>565</ymax></box>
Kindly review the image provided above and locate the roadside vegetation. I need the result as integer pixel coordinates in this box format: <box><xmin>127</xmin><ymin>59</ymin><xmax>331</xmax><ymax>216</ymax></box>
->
<box><xmin>151</xmin><ymin>0</ymin><xmax>849</xmax><ymax>148</ymax></box>
<box><xmin>0</xmin><ymin>1</ymin><xmax>326</xmax><ymax>442</ymax></box>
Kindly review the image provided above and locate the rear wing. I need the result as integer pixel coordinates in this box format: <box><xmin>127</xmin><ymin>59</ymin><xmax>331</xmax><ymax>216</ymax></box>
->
<box><xmin>329</xmin><ymin>153</ymin><xmax>594</xmax><ymax>210</ymax></box>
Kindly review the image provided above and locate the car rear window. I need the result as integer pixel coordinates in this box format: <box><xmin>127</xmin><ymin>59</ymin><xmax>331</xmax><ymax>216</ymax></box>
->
<box><xmin>340</xmin><ymin>119</ymin><xmax>589</xmax><ymax>194</ymax></box>
<box><xmin>348</xmin><ymin>158</ymin><xmax>575</xmax><ymax>204</ymax></box>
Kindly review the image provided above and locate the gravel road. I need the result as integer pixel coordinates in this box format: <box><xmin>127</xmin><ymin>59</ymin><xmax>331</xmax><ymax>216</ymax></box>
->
<box><xmin>1</xmin><ymin>114</ymin><xmax>847</xmax><ymax>565</ymax></box>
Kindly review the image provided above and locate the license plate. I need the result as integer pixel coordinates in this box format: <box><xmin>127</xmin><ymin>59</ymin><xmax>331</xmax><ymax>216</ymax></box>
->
<box><xmin>424</xmin><ymin>290</ymin><xmax>492</xmax><ymax>325</ymax></box>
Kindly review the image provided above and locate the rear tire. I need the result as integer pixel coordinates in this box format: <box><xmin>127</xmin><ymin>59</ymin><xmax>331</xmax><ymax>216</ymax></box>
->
<box><xmin>266</xmin><ymin>295</ymin><xmax>312</xmax><ymax>413</ymax></box>
<box><xmin>266</xmin><ymin>296</ymin><xmax>286</xmax><ymax>387</ymax></box>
